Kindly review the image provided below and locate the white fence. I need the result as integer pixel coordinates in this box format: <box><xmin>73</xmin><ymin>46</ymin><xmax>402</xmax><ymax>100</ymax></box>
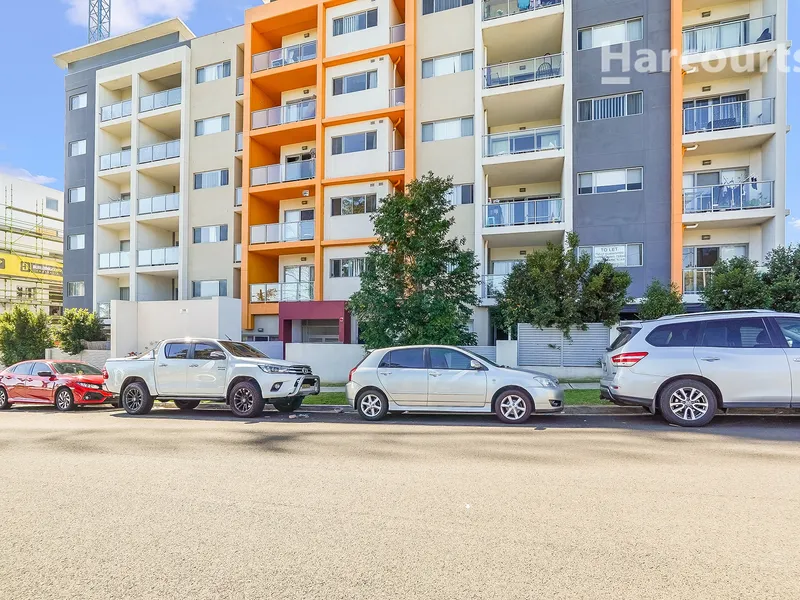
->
<box><xmin>285</xmin><ymin>343</ymin><xmax>367</xmax><ymax>382</ymax></box>
<box><xmin>517</xmin><ymin>323</ymin><xmax>611</xmax><ymax>368</ymax></box>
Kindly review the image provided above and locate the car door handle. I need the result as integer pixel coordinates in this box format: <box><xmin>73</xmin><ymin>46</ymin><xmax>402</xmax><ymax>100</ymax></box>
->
<box><xmin>158</xmin><ymin>364</ymin><xmax>168</xmax><ymax>367</ymax></box>
<box><xmin>794</xmin><ymin>358</ymin><xmax>800</xmax><ymax>363</ymax></box>
<box><xmin>700</xmin><ymin>357</ymin><xmax>720</xmax><ymax>362</ymax></box>
<box><xmin>189</xmin><ymin>364</ymin><xmax>199</xmax><ymax>368</ymax></box>
<box><xmin>429</xmin><ymin>372</ymin><xmax>440</xmax><ymax>377</ymax></box>
<box><xmin>379</xmin><ymin>372</ymin><xmax>391</xmax><ymax>376</ymax></box>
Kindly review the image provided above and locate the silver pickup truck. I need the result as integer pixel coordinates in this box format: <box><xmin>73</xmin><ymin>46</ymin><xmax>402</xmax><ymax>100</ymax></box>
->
<box><xmin>104</xmin><ymin>338</ymin><xmax>320</xmax><ymax>418</ymax></box>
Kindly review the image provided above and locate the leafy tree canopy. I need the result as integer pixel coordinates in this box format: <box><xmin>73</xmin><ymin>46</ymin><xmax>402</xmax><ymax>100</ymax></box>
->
<box><xmin>638</xmin><ymin>280</ymin><xmax>685</xmax><ymax>321</ymax></box>
<box><xmin>56</xmin><ymin>309</ymin><xmax>106</xmax><ymax>355</ymax></box>
<box><xmin>0</xmin><ymin>306</ymin><xmax>53</xmax><ymax>366</ymax></box>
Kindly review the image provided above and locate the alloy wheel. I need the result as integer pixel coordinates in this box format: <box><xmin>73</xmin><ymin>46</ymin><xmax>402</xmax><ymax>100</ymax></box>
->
<box><xmin>499</xmin><ymin>394</ymin><xmax>527</xmax><ymax>421</ymax></box>
<box><xmin>0</xmin><ymin>388</ymin><xmax>7</xmax><ymax>408</ymax></box>
<box><xmin>669</xmin><ymin>387</ymin><xmax>709</xmax><ymax>422</ymax></box>
<box><xmin>56</xmin><ymin>390</ymin><xmax>72</xmax><ymax>411</ymax></box>
<box><xmin>360</xmin><ymin>394</ymin><xmax>383</xmax><ymax>418</ymax></box>
<box><xmin>124</xmin><ymin>387</ymin><xmax>144</xmax><ymax>412</ymax></box>
<box><xmin>233</xmin><ymin>387</ymin><xmax>254</xmax><ymax>413</ymax></box>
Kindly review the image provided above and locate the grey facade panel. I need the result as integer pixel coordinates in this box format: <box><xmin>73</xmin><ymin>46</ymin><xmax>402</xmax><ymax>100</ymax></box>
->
<box><xmin>572</xmin><ymin>0</ymin><xmax>673</xmax><ymax>299</ymax></box>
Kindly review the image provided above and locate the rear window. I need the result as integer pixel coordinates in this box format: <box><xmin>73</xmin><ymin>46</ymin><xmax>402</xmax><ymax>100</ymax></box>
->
<box><xmin>646</xmin><ymin>322</ymin><xmax>700</xmax><ymax>348</ymax></box>
<box><xmin>380</xmin><ymin>348</ymin><xmax>426</xmax><ymax>369</ymax></box>
<box><xmin>609</xmin><ymin>327</ymin><xmax>640</xmax><ymax>351</ymax></box>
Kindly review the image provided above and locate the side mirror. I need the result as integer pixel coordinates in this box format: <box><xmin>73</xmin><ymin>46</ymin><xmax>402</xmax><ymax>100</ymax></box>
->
<box><xmin>469</xmin><ymin>359</ymin><xmax>484</xmax><ymax>371</ymax></box>
<box><xmin>37</xmin><ymin>371</ymin><xmax>53</xmax><ymax>378</ymax></box>
<box><xmin>209</xmin><ymin>351</ymin><xmax>226</xmax><ymax>360</ymax></box>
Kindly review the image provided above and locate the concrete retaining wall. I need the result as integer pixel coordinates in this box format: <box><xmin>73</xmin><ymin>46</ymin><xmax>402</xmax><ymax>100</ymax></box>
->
<box><xmin>285</xmin><ymin>343</ymin><xmax>368</xmax><ymax>383</ymax></box>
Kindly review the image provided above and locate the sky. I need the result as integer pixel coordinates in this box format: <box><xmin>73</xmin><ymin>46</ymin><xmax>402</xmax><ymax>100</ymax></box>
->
<box><xmin>0</xmin><ymin>1</ymin><xmax>797</xmax><ymax>241</ymax></box>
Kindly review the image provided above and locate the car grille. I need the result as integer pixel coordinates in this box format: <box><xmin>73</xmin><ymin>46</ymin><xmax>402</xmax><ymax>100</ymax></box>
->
<box><xmin>285</xmin><ymin>365</ymin><xmax>313</xmax><ymax>375</ymax></box>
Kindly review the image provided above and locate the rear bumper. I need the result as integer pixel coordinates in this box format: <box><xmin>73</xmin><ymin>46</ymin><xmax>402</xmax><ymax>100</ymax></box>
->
<box><xmin>600</xmin><ymin>385</ymin><xmax>653</xmax><ymax>410</ymax></box>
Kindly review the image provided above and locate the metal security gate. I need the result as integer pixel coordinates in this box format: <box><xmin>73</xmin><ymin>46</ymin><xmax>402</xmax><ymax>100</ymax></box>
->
<box><xmin>517</xmin><ymin>324</ymin><xmax>610</xmax><ymax>367</ymax></box>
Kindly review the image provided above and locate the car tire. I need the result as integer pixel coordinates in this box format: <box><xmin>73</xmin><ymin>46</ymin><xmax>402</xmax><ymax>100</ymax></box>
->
<box><xmin>228</xmin><ymin>381</ymin><xmax>265</xmax><ymax>418</ymax></box>
<box><xmin>659</xmin><ymin>379</ymin><xmax>717</xmax><ymax>427</ymax></box>
<box><xmin>0</xmin><ymin>387</ymin><xmax>9</xmax><ymax>410</ymax></box>
<box><xmin>55</xmin><ymin>388</ymin><xmax>76</xmax><ymax>412</ymax></box>
<box><xmin>174</xmin><ymin>400</ymin><xmax>201</xmax><ymax>411</ymax></box>
<box><xmin>494</xmin><ymin>389</ymin><xmax>533</xmax><ymax>424</ymax></box>
<box><xmin>122</xmin><ymin>382</ymin><xmax>154</xmax><ymax>416</ymax></box>
<box><xmin>273</xmin><ymin>398</ymin><xmax>303</xmax><ymax>413</ymax></box>
<box><xmin>356</xmin><ymin>389</ymin><xmax>388</xmax><ymax>421</ymax></box>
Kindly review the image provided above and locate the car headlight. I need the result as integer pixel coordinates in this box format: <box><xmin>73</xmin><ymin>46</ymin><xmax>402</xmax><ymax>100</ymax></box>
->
<box><xmin>532</xmin><ymin>376</ymin><xmax>558</xmax><ymax>389</ymax></box>
<box><xmin>258</xmin><ymin>364</ymin><xmax>292</xmax><ymax>374</ymax></box>
<box><xmin>82</xmin><ymin>383</ymin><xmax>102</xmax><ymax>390</ymax></box>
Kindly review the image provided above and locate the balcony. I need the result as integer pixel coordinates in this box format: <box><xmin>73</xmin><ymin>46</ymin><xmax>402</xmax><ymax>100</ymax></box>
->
<box><xmin>390</xmin><ymin>23</ymin><xmax>406</xmax><ymax>43</ymax></box>
<box><xmin>683</xmin><ymin>267</ymin><xmax>712</xmax><ymax>295</ymax></box>
<box><xmin>482</xmin><ymin>274</ymin><xmax>508</xmax><ymax>299</ymax></box>
<box><xmin>139</xmin><ymin>87</ymin><xmax>182</xmax><ymax>113</ymax></box>
<box><xmin>250</xmin><ymin>221</ymin><xmax>315</xmax><ymax>245</ymax></box>
<box><xmin>483</xmin><ymin>127</ymin><xmax>565</xmax><ymax>186</ymax></box>
<box><xmin>251</xmin><ymin>159</ymin><xmax>315</xmax><ymax>187</ymax></box>
<box><xmin>683</xmin><ymin>99</ymin><xmax>776</xmax><ymax>153</ymax></box>
<box><xmin>138</xmin><ymin>192</ymin><xmax>179</xmax><ymax>216</ymax></box>
<box><xmin>682</xmin><ymin>181</ymin><xmax>776</xmax><ymax>228</ymax></box>
<box><xmin>252</xmin><ymin>40</ymin><xmax>317</xmax><ymax>73</ymax></box>
<box><xmin>235</xmin><ymin>187</ymin><xmax>243</xmax><ymax>207</ymax></box>
<box><xmin>98</xmin><ymin>199</ymin><xmax>131</xmax><ymax>220</ymax></box>
<box><xmin>138</xmin><ymin>140</ymin><xmax>180</xmax><ymax>165</ymax></box>
<box><xmin>250</xmin><ymin>282</ymin><xmax>314</xmax><ymax>303</ymax></box>
<box><xmin>236</xmin><ymin>77</ymin><xmax>244</xmax><ymax>97</ymax></box>
<box><xmin>138</xmin><ymin>246</ymin><xmax>179</xmax><ymax>267</ymax></box>
<box><xmin>683</xmin><ymin>16</ymin><xmax>775</xmax><ymax>55</ymax></box>
<box><xmin>389</xmin><ymin>87</ymin><xmax>406</xmax><ymax>107</ymax></box>
<box><xmin>234</xmin><ymin>244</ymin><xmax>242</xmax><ymax>264</ymax></box>
<box><xmin>484</xmin><ymin>126</ymin><xmax>563</xmax><ymax>157</ymax></box>
<box><xmin>483</xmin><ymin>0</ymin><xmax>563</xmax><ymax>22</ymax></box>
<box><xmin>252</xmin><ymin>100</ymin><xmax>316</xmax><ymax>130</ymax></box>
<box><xmin>389</xmin><ymin>150</ymin><xmax>405</xmax><ymax>172</ymax></box>
<box><xmin>99</xmin><ymin>149</ymin><xmax>131</xmax><ymax>171</ymax></box>
<box><xmin>484</xmin><ymin>54</ymin><xmax>563</xmax><ymax>88</ymax></box>
<box><xmin>99</xmin><ymin>251</ymin><xmax>130</xmax><ymax>270</ymax></box>
<box><xmin>100</xmin><ymin>99</ymin><xmax>132</xmax><ymax>122</ymax></box>
<box><xmin>236</xmin><ymin>132</ymin><xmax>243</xmax><ymax>152</ymax></box>
<box><xmin>484</xmin><ymin>198</ymin><xmax>563</xmax><ymax>227</ymax></box>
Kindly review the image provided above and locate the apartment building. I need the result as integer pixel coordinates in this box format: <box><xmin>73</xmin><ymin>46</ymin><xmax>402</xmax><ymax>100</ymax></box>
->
<box><xmin>54</xmin><ymin>20</ymin><xmax>244</xmax><ymax>319</ymax></box>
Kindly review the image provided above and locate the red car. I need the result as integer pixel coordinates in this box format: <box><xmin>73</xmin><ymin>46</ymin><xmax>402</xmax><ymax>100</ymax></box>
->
<box><xmin>0</xmin><ymin>360</ymin><xmax>113</xmax><ymax>411</ymax></box>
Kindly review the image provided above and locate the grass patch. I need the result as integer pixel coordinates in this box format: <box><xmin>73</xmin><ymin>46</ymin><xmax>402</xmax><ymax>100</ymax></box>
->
<box><xmin>560</xmin><ymin>377</ymin><xmax>602</xmax><ymax>384</ymax></box>
<box><xmin>303</xmin><ymin>392</ymin><xmax>348</xmax><ymax>405</ymax></box>
<box><xmin>319</xmin><ymin>382</ymin><xmax>347</xmax><ymax>388</ymax></box>
<box><xmin>304</xmin><ymin>389</ymin><xmax>607</xmax><ymax>407</ymax></box>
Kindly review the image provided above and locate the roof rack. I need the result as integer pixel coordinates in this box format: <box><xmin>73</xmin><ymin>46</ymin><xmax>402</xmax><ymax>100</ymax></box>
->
<box><xmin>657</xmin><ymin>309</ymin><xmax>775</xmax><ymax>320</ymax></box>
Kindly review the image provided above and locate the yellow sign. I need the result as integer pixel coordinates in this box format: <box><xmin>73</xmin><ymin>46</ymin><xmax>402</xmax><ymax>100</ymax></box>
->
<box><xmin>0</xmin><ymin>253</ymin><xmax>63</xmax><ymax>283</ymax></box>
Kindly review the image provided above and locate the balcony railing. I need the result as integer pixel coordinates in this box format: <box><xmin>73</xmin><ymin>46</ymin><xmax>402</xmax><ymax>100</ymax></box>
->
<box><xmin>139</xmin><ymin>87</ymin><xmax>182</xmax><ymax>113</ymax></box>
<box><xmin>250</xmin><ymin>221</ymin><xmax>315</xmax><ymax>244</ymax></box>
<box><xmin>235</xmin><ymin>187</ymin><xmax>243</xmax><ymax>207</ymax></box>
<box><xmin>251</xmin><ymin>159</ymin><xmax>315</xmax><ymax>186</ymax></box>
<box><xmin>683</xmin><ymin>181</ymin><xmax>774</xmax><ymax>214</ymax></box>
<box><xmin>234</xmin><ymin>243</ymin><xmax>242</xmax><ymax>264</ymax></box>
<box><xmin>98</xmin><ymin>199</ymin><xmax>131</xmax><ymax>220</ymax></box>
<box><xmin>138</xmin><ymin>246</ymin><xmax>179</xmax><ymax>267</ymax></box>
<box><xmin>683</xmin><ymin>267</ymin><xmax>713</xmax><ymax>294</ymax></box>
<box><xmin>483</xmin><ymin>0</ymin><xmax>563</xmax><ymax>21</ymax></box>
<box><xmin>485</xmin><ymin>198</ymin><xmax>564</xmax><ymax>227</ymax></box>
<box><xmin>252</xmin><ymin>40</ymin><xmax>317</xmax><ymax>72</ymax></box>
<box><xmin>252</xmin><ymin>100</ymin><xmax>316</xmax><ymax>130</ymax></box>
<box><xmin>98</xmin><ymin>251</ymin><xmax>130</xmax><ymax>270</ymax></box>
<box><xmin>683</xmin><ymin>98</ymin><xmax>774</xmax><ymax>134</ymax></box>
<box><xmin>235</xmin><ymin>132</ymin><xmax>243</xmax><ymax>152</ymax></box>
<box><xmin>683</xmin><ymin>15</ymin><xmax>775</xmax><ymax>55</ymax></box>
<box><xmin>389</xmin><ymin>87</ymin><xmax>406</xmax><ymax>106</ymax></box>
<box><xmin>390</xmin><ymin>23</ymin><xmax>406</xmax><ymax>43</ymax></box>
<box><xmin>389</xmin><ymin>150</ymin><xmax>405</xmax><ymax>171</ymax></box>
<box><xmin>97</xmin><ymin>302</ymin><xmax>111</xmax><ymax>319</ymax></box>
<box><xmin>250</xmin><ymin>282</ymin><xmax>314</xmax><ymax>303</ymax></box>
<box><xmin>484</xmin><ymin>53</ymin><xmax>563</xmax><ymax>88</ymax></box>
<box><xmin>482</xmin><ymin>274</ymin><xmax>508</xmax><ymax>298</ymax></box>
<box><xmin>138</xmin><ymin>192</ymin><xmax>179</xmax><ymax>216</ymax></box>
<box><xmin>236</xmin><ymin>77</ymin><xmax>244</xmax><ymax>97</ymax></box>
<box><xmin>100</xmin><ymin>99</ymin><xmax>132</xmax><ymax>122</ymax></box>
<box><xmin>138</xmin><ymin>140</ymin><xmax>180</xmax><ymax>164</ymax></box>
<box><xmin>99</xmin><ymin>149</ymin><xmax>131</xmax><ymax>171</ymax></box>
<box><xmin>484</xmin><ymin>125</ymin><xmax>563</xmax><ymax>157</ymax></box>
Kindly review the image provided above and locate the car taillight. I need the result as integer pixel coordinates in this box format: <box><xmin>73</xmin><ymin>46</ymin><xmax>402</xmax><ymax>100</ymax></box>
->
<box><xmin>611</xmin><ymin>352</ymin><xmax>648</xmax><ymax>367</ymax></box>
<box><xmin>348</xmin><ymin>367</ymin><xmax>357</xmax><ymax>382</ymax></box>
<box><xmin>102</xmin><ymin>367</ymin><xmax>109</xmax><ymax>380</ymax></box>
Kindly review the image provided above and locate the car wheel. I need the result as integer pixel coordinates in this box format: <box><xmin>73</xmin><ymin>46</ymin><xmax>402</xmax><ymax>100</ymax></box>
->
<box><xmin>55</xmin><ymin>388</ymin><xmax>76</xmax><ymax>412</ymax></box>
<box><xmin>0</xmin><ymin>387</ymin><xmax>9</xmax><ymax>410</ymax></box>
<box><xmin>229</xmin><ymin>381</ymin><xmax>265</xmax><ymax>418</ymax></box>
<box><xmin>122</xmin><ymin>382</ymin><xmax>154</xmax><ymax>416</ymax></box>
<box><xmin>357</xmin><ymin>390</ymin><xmax>388</xmax><ymax>421</ymax></box>
<box><xmin>659</xmin><ymin>379</ymin><xmax>717</xmax><ymax>427</ymax></box>
<box><xmin>273</xmin><ymin>398</ymin><xmax>303</xmax><ymax>413</ymax></box>
<box><xmin>495</xmin><ymin>389</ymin><xmax>533</xmax><ymax>424</ymax></box>
<box><xmin>174</xmin><ymin>400</ymin><xmax>201</xmax><ymax>411</ymax></box>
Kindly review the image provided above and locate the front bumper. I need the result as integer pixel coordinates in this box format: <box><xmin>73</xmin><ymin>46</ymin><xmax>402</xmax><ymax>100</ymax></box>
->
<box><xmin>75</xmin><ymin>386</ymin><xmax>114</xmax><ymax>404</ymax></box>
<box><xmin>533</xmin><ymin>387</ymin><xmax>565</xmax><ymax>413</ymax></box>
<box><xmin>287</xmin><ymin>376</ymin><xmax>320</xmax><ymax>398</ymax></box>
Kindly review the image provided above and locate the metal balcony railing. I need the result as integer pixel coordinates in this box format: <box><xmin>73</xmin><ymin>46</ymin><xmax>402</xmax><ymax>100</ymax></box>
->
<box><xmin>138</xmin><ymin>193</ymin><xmax>179</xmax><ymax>216</ymax></box>
<box><xmin>252</xmin><ymin>99</ymin><xmax>316</xmax><ymax>129</ymax></box>
<box><xmin>100</xmin><ymin>99</ymin><xmax>132</xmax><ymax>122</ymax></box>
<box><xmin>250</xmin><ymin>220</ymin><xmax>315</xmax><ymax>244</ymax></box>
<box><xmin>236</xmin><ymin>77</ymin><xmax>244</xmax><ymax>96</ymax></box>
<box><xmin>484</xmin><ymin>125</ymin><xmax>563</xmax><ymax>157</ymax></box>
<box><xmin>138</xmin><ymin>140</ymin><xmax>180</xmax><ymax>164</ymax></box>
<box><xmin>139</xmin><ymin>87</ymin><xmax>182</xmax><ymax>113</ymax></box>
<box><xmin>683</xmin><ymin>98</ymin><xmax>775</xmax><ymax>134</ymax></box>
<box><xmin>683</xmin><ymin>15</ymin><xmax>775</xmax><ymax>55</ymax></box>
<box><xmin>250</xmin><ymin>282</ymin><xmax>314</xmax><ymax>303</ymax></box>
<box><xmin>483</xmin><ymin>0</ymin><xmax>563</xmax><ymax>22</ymax></box>
<box><xmin>483</xmin><ymin>53</ymin><xmax>564</xmax><ymax>88</ymax></box>
<box><xmin>482</xmin><ymin>274</ymin><xmax>508</xmax><ymax>298</ymax></box>
<box><xmin>234</xmin><ymin>243</ymin><xmax>242</xmax><ymax>264</ymax></box>
<box><xmin>390</xmin><ymin>23</ymin><xmax>406</xmax><ymax>43</ymax></box>
<box><xmin>252</xmin><ymin>40</ymin><xmax>317</xmax><ymax>72</ymax></box>
<box><xmin>235</xmin><ymin>132</ymin><xmax>243</xmax><ymax>152</ymax></box>
<box><xmin>683</xmin><ymin>181</ymin><xmax>774</xmax><ymax>214</ymax></box>
<box><xmin>235</xmin><ymin>187</ymin><xmax>243</xmax><ymax>207</ymax></box>
<box><xmin>99</xmin><ymin>149</ymin><xmax>131</xmax><ymax>171</ymax></box>
<box><xmin>683</xmin><ymin>267</ymin><xmax>713</xmax><ymax>294</ymax></box>
<box><xmin>98</xmin><ymin>199</ymin><xmax>131</xmax><ymax>220</ymax></box>
<box><xmin>98</xmin><ymin>251</ymin><xmax>130</xmax><ymax>269</ymax></box>
<box><xmin>389</xmin><ymin>150</ymin><xmax>405</xmax><ymax>171</ymax></box>
<box><xmin>484</xmin><ymin>198</ymin><xmax>564</xmax><ymax>227</ymax></box>
<box><xmin>251</xmin><ymin>159</ymin><xmax>315</xmax><ymax>186</ymax></box>
<box><xmin>390</xmin><ymin>87</ymin><xmax>406</xmax><ymax>106</ymax></box>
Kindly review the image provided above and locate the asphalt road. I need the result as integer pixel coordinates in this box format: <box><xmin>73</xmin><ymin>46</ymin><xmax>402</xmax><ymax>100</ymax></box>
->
<box><xmin>1</xmin><ymin>406</ymin><xmax>799</xmax><ymax>600</ymax></box>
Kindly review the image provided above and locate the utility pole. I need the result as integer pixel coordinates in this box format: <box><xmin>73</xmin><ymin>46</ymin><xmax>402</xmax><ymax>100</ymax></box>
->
<box><xmin>88</xmin><ymin>0</ymin><xmax>111</xmax><ymax>43</ymax></box>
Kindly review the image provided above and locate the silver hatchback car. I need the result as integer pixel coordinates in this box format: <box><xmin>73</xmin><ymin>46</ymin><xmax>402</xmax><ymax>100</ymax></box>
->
<box><xmin>601</xmin><ymin>310</ymin><xmax>800</xmax><ymax>427</ymax></box>
<box><xmin>346</xmin><ymin>345</ymin><xmax>564</xmax><ymax>423</ymax></box>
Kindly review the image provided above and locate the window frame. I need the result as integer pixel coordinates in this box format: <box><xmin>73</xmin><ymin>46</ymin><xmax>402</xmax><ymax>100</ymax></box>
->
<box><xmin>68</xmin><ymin>187</ymin><xmax>86</xmax><ymax>204</ymax></box>
<box><xmin>429</xmin><ymin>347</ymin><xmax>475</xmax><ymax>371</ymax></box>
<box><xmin>697</xmin><ymin>317</ymin><xmax>777</xmax><ymax>350</ymax></box>
<box><xmin>195</xmin><ymin>114</ymin><xmax>231</xmax><ymax>136</ymax></box>
<box><xmin>332</xmin><ymin>70</ymin><xmax>378</xmax><ymax>96</ymax></box>
<box><xmin>69</xmin><ymin>92</ymin><xmax>87</xmax><ymax>111</ymax></box>
<box><xmin>422</xmin><ymin>0</ymin><xmax>474</xmax><ymax>17</ymax></box>
<box><xmin>67</xmin><ymin>233</ymin><xmax>85</xmax><ymax>250</ymax></box>
<box><xmin>578</xmin><ymin>91</ymin><xmax>644</xmax><ymax>122</ymax></box>
<box><xmin>421</xmin><ymin>116</ymin><xmax>474</xmax><ymax>143</ymax></box>
<box><xmin>164</xmin><ymin>343</ymin><xmax>191</xmax><ymax>359</ymax></box>
<box><xmin>67</xmin><ymin>281</ymin><xmax>85</xmax><ymax>297</ymax></box>
<box><xmin>196</xmin><ymin>60</ymin><xmax>231</xmax><ymax>84</ymax></box>
<box><xmin>578</xmin><ymin>243</ymin><xmax>644</xmax><ymax>268</ymax></box>
<box><xmin>578</xmin><ymin>17</ymin><xmax>644</xmax><ymax>51</ymax></box>
<box><xmin>645</xmin><ymin>322</ymin><xmax>700</xmax><ymax>348</ymax></box>
<box><xmin>577</xmin><ymin>167</ymin><xmax>643</xmax><ymax>195</ymax></box>
<box><xmin>192</xmin><ymin>225</ymin><xmax>229</xmax><ymax>244</ymax></box>
<box><xmin>330</xmin><ymin>257</ymin><xmax>366</xmax><ymax>278</ymax></box>
<box><xmin>421</xmin><ymin>50</ymin><xmax>474</xmax><ymax>79</ymax></box>
<box><xmin>331</xmin><ymin>193</ymin><xmax>378</xmax><ymax>216</ymax></box>
<box><xmin>446</xmin><ymin>183</ymin><xmax>474</xmax><ymax>205</ymax></box>
<box><xmin>378</xmin><ymin>348</ymin><xmax>427</xmax><ymax>369</ymax></box>
<box><xmin>331</xmin><ymin>131</ymin><xmax>378</xmax><ymax>155</ymax></box>
<box><xmin>194</xmin><ymin>169</ymin><xmax>230</xmax><ymax>190</ymax></box>
<box><xmin>68</xmin><ymin>139</ymin><xmax>87</xmax><ymax>157</ymax></box>
<box><xmin>191</xmin><ymin>342</ymin><xmax>225</xmax><ymax>360</ymax></box>
<box><xmin>192</xmin><ymin>279</ymin><xmax>228</xmax><ymax>298</ymax></box>
<box><xmin>332</xmin><ymin>8</ymin><xmax>379</xmax><ymax>37</ymax></box>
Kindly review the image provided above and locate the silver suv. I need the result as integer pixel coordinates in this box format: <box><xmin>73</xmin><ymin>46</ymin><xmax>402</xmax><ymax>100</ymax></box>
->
<box><xmin>601</xmin><ymin>310</ymin><xmax>800</xmax><ymax>427</ymax></box>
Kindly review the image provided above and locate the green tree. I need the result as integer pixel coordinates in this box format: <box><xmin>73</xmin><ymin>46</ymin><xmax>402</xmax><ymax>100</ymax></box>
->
<box><xmin>763</xmin><ymin>245</ymin><xmax>800</xmax><ymax>313</ymax></box>
<box><xmin>347</xmin><ymin>173</ymin><xmax>479</xmax><ymax>349</ymax></box>
<box><xmin>638</xmin><ymin>279</ymin><xmax>685</xmax><ymax>321</ymax></box>
<box><xmin>578</xmin><ymin>261</ymin><xmax>632</xmax><ymax>326</ymax></box>
<box><xmin>0</xmin><ymin>306</ymin><xmax>53</xmax><ymax>366</ymax></box>
<box><xmin>701</xmin><ymin>256</ymin><xmax>770</xmax><ymax>311</ymax></box>
<box><xmin>56</xmin><ymin>309</ymin><xmax>106</xmax><ymax>355</ymax></box>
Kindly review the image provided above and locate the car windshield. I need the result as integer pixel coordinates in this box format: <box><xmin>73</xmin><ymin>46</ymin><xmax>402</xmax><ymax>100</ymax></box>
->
<box><xmin>52</xmin><ymin>362</ymin><xmax>103</xmax><ymax>375</ymax></box>
<box><xmin>219</xmin><ymin>341</ymin><xmax>268</xmax><ymax>359</ymax></box>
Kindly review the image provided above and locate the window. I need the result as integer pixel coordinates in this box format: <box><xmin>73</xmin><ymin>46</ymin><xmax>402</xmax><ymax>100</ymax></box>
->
<box><xmin>332</xmin><ymin>131</ymin><xmax>377</xmax><ymax>155</ymax></box>
<box><xmin>192</xmin><ymin>280</ymin><xmax>228</xmax><ymax>298</ymax></box>
<box><xmin>193</xmin><ymin>225</ymin><xmax>228</xmax><ymax>243</ymax></box>
<box><xmin>379</xmin><ymin>348</ymin><xmax>426</xmax><ymax>368</ymax></box>
<box><xmin>68</xmin><ymin>187</ymin><xmax>85</xmax><ymax>204</ymax></box>
<box><xmin>46</xmin><ymin>197</ymin><xmax>59</xmax><ymax>211</ymax></box>
<box><xmin>331</xmin><ymin>194</ymin><xmax>378</xmax><ymax>216</ymax></box>
<box><xmin>68</xmin><ymin>140</ymin><xmax>86</xmax><ymax>157</ymax></box>
<box><xmin>578</xmin><ymin>168</ymin><xmax>643</xmax><ymax>194</ymax></box>
<box><xmin>646</xmin><ymin>322</ymin><xmax>700</xmax><ymax>348</ymax></box>
<box><xmin>164</xmin><ymin>343</ymin><xmax>191</xmax><ymax>359</ymax></box>
<box><xmin>332</xmin><ymin>70</ymin><xmax>378</xmax><ymax>96</ymax></box>
<box><xmin>429</xmin><ymin>348</ymin><xmax>473</xmax><ymax>370</ymax></box>
<box><xmin>194</xmin><ymin>169</ymin><xmax>229</xmax><ymax>189</ymax></box>
<box><xmin>578</xmin><ymin>244</ymin><xmax>643</xmax><ymax>268</ymax></box>
<box><xmin>119</xmin><ymin>287</ymin><xmax>130</xmax><ymax>301</ymax></box>
<box><xmin>69</xmin><ymin>93</ymin><xmax>87</xmax><ymax>111</ymax></box>
<box><xmin>67</xmin><ymin>234</ymin><xmax>85</xmax><ymax>250</ymax></box>
<box><xmin>67</xmin><ymin>281</ymin><xmax>85</xmax><ymax>297</ymax></box>
<box><xmin>332</xmin><ymin>8</ymin><xmax>378</xmax><ymax>36</ymax></box>
<box><xmin>422</xmin><ymin>51</ymin><xmax>474</xmax><ymax>79</ymax></box>
<box><xmin>301</xmin><ymin>319</ymin><xmax>340</xmax><ymax>343</ymax></box>
<box><xmin>774</xmin><ymin>317</ymin><xmax>800</xmax><ymax>349</ymax></box>
<box><xmin>446</xmin><ymin>184</ymin><xmax>474</xmax><ymax>205</ymax></box>
<box><xmin>196</xmin><ymin>60</ymin><xmax>231</xmax><ymax>84</ymax></box>
<box><xmin>578</xmin><ymin>92</ymin><xmax>643</xmax><ymax>122</ymax></box>
<box><xmin>11</xmin><ymin>363</ymin><xmax>33</xmax><ymax>376</ymax></box>
<box><xmin>578</xmin><ymin>18</ymin><xmax>643</xmax><ymax>50</ymax></box>
<box><xmin>699</xmin><ymin>318</ymin><xmax>774</xmax><ymax>349</ymax></box>
<box><xmin>422</xmin><ymin>0</ymin><xmax>473</xmax><ymax>16</ymax></box>
<box><xmin>195</xmin><ymin>115</ymin><xmax>230</xmax><ymax>136</ymax></box>
<box><xmin>331</xmin><ymin>258</ymin><xmax>366</xmax><ymax>278</ymax></box>
<box><xmin>683</xmin><ymin>245</ymin><xmax>747</xmax><ymax>269</ymax></box>
<box><xmin>193</xmin><ymin>343</ymin><xmax>224</xmax><ymax>360</ymax></box>
<box><xmin>421</xmin><ymin>117</ymin><xmax>474</xmax><ymax>142</ymax></box>
<box><xmin>32</xmin><ymin>362</ymin><xmax>52</xmax><ymax>376</ymax></box>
